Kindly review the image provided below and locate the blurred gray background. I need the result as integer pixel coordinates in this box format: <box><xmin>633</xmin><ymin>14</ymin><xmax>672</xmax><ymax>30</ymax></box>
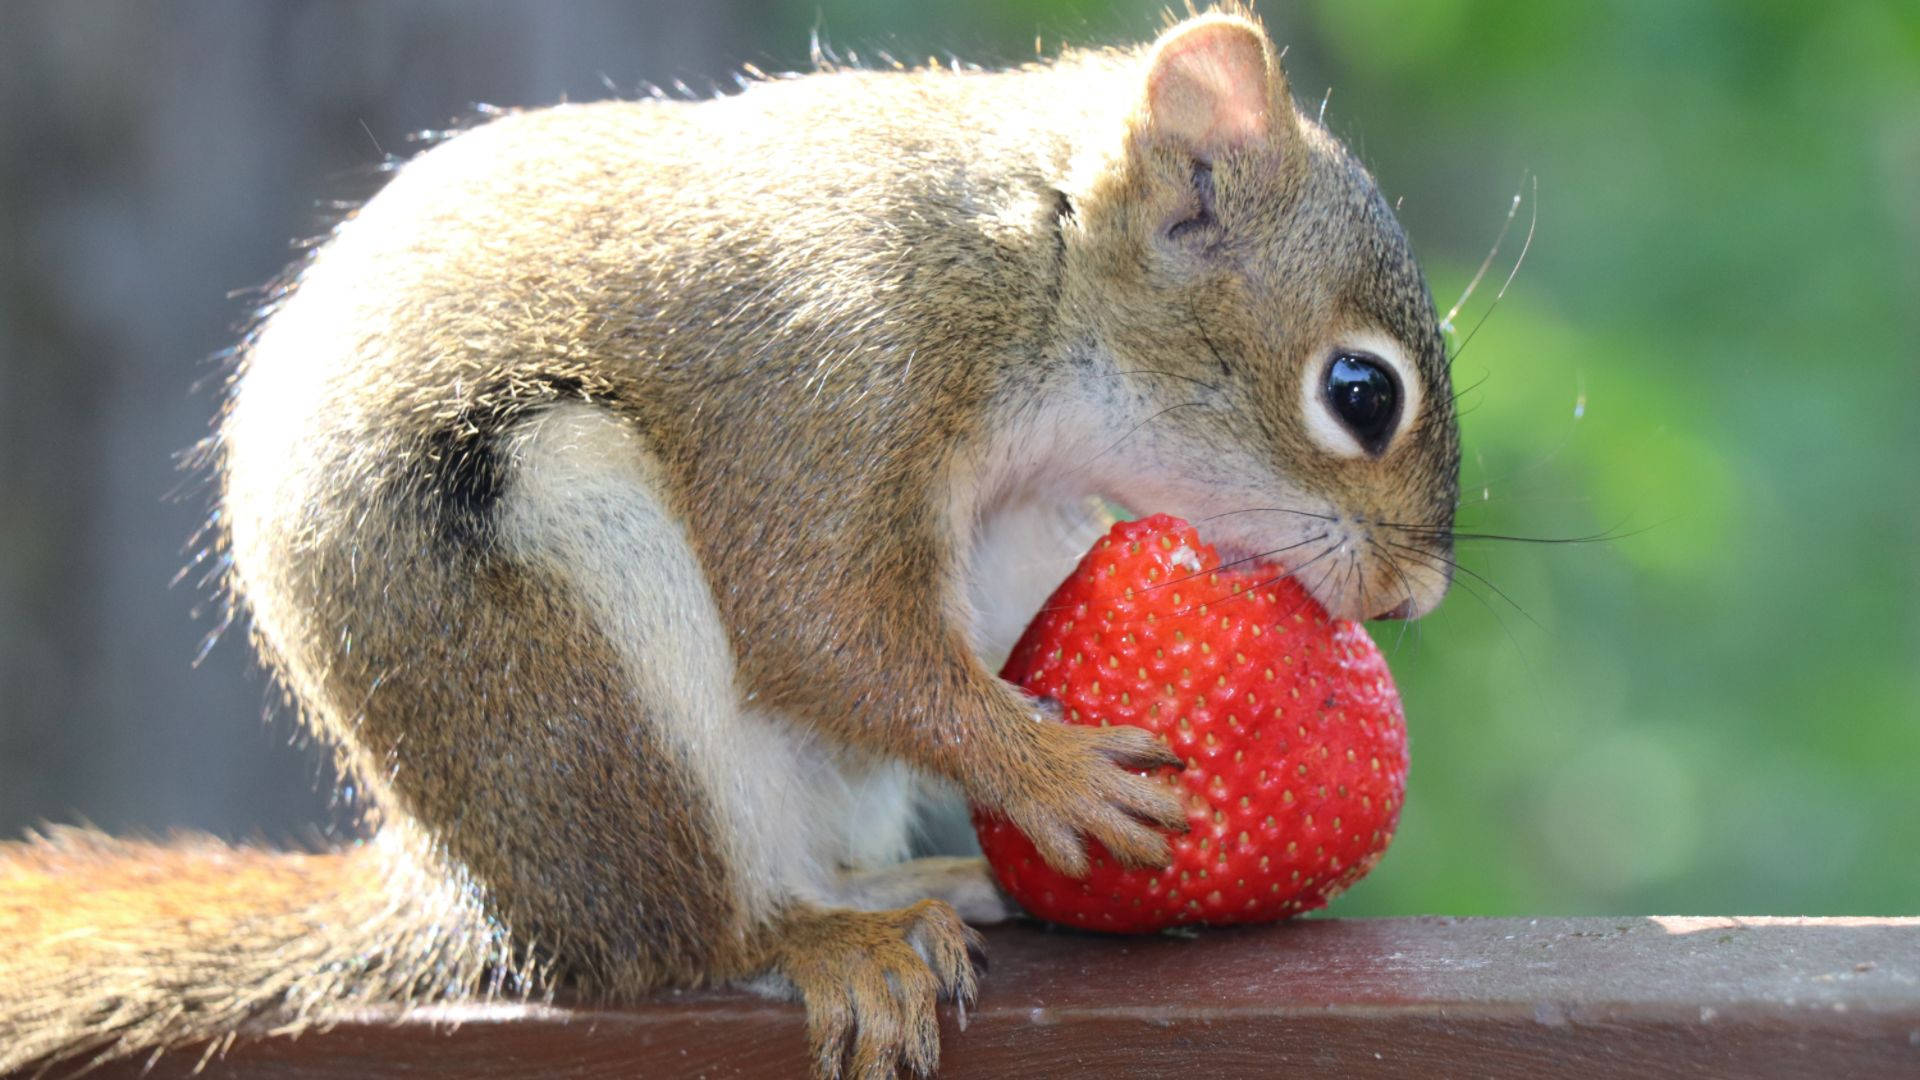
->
<box><xmin>0</xmin><ymin>0</ymin><xmax>1209</xmax><ymax>846</ymax></box>
<box><xmin>0</xmin><ymin>1</ymin><xmax>812</xmax><ymax>841</ymax></box>
<box><xmin>4</xmin><ymin>2</ymin><xmax>1915</xmax><ymax>916</ymax></box>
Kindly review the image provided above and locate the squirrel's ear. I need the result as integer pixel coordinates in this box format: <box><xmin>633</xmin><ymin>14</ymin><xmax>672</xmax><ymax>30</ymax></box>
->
<box><xmin>1134</xmin><ymin>13</ymin><xmax>1295</xmax><ymax>160</ymax></box>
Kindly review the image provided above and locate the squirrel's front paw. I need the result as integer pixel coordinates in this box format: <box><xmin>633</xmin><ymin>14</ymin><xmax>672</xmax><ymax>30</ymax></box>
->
<box><xmin>760</xmin><ymin>900</ymin><xmax>984</xmax><ymax>1080</ymax></box>
<box><xmin>989</xmin><ymin>719</ymin><xmax>1188</xmax><ymax>877</ymax></box>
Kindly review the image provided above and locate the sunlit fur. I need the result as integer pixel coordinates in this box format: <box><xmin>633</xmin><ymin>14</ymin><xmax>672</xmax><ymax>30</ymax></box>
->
<box><xmin>0</xmin><ymin>7</ymin><xmax>1456</xmax><ymax>1077</ymax></box>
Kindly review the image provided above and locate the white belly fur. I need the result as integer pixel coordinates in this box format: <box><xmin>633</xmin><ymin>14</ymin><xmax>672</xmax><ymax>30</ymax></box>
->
<box><xmin>497</xmin><ymin>402</ymin><xmax>915</xmax><ymax>917</ymax></box>
<box><xmin>496</xmin><ymin>402</ymin><xmax>1099</xmax><ymax>914</ymax></box>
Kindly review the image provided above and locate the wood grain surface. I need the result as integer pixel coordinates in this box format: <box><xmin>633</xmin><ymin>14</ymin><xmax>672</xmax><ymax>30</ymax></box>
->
<box><xmin>32</xmin><ymin>916</ymin><xmax>1920</xmax><ymax>1079</ymax></box>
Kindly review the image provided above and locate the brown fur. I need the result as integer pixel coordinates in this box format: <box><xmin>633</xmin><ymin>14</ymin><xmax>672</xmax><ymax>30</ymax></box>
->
<box><xmin>0</xmin><ymin>8</ymin><xmax>1456</xmax><ymax>1077</ymax></box>
<box><xmin>0</xmin><ymin>824</ymin><xmax>517</xmax><ymax>1074</ymax></box>
<box><xmin>755</xmin><ymin>901</ymin><xmax>984</xmax><ymax>1079</ymax></box>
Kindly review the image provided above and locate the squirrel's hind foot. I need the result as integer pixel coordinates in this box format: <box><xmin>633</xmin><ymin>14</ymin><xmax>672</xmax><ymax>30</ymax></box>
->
<box><xmin>830</xmin><ymin>855</ymin><xmax>1020</xmax><ymax>926</ymax></box>
<box><xmin>754</xmin><ymin>899</ymin><xmax>985</xmax><ymax>1080</ymax></box>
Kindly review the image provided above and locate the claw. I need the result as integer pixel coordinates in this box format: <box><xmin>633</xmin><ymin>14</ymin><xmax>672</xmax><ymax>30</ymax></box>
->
<box><xmin>1098</xmin><ymin>727</ymin><xmax>1184</xmax><ymax>771</ymax></box>
<box><xmin>962</xmin><ymin>924</ymin><xmax>989</xmax><ymax>970</ymax></box>
<box><xmin>1128</xmin><ymin>781</ymin><xmax>1191</xmax><ymax>832</ymax></box>
<box><xmin>1030</xmin><ymin>824</ymin><xmax>1090</xmax><ymax>877</ymax></box>
<box><xmin>764</xmin><ymin>902</ymin><xmax>983</xmax><ymax>1080</ymax></box>
<box><xmin>1100</xmin><ymin>815</ymin><xmax>1173</xmax><ymax>869</ymax></box>
<box><xmin>1138</xmin><ymin>743</ymin><xmax>1186</xmax><ymax>771</ymax></box>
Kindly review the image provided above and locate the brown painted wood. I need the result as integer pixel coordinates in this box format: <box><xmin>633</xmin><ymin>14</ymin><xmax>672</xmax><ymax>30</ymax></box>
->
<box><xmin>34</xmin><ymin>916</ymin><xmax>1920</xmax><ymax>1079</ymax></box>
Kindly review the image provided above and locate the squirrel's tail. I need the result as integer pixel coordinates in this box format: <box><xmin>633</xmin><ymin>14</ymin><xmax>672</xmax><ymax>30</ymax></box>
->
<box><xmin>0</xmin><ymin>823</ymin><xmax>532</xmax><ymax>1074</ymax></box>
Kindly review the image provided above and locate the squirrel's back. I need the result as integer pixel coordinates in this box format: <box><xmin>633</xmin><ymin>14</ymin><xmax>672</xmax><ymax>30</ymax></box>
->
<box><xmin>220</xmin><ymin>48</ymin><xmax>1139</xmax><ymax>751</ymax></box>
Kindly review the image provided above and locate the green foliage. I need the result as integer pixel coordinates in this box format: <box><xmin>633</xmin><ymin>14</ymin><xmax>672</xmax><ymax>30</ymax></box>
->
<box><xmin>786</xmin><ymin>0</ymin><xmax>1918</xmax><ymax>914</ymax></box>
<box><xmin>1311</xmin><ymin>0</ymin><xmax>1920</xmax><ymax>916</ymax></box>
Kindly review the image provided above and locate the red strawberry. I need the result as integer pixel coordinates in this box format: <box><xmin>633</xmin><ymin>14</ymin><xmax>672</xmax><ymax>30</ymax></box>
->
<box><xmin>973</xmin><ymin>513</ymin><xmax>1407</xmax><ymax>933</ymax></box>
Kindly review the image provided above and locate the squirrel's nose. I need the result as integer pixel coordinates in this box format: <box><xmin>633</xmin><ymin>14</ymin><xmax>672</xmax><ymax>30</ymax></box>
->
<box><xmin>1371</xmin><ymin>599</ymin><xmax>1416</xmax><ymax>621</ymax></box>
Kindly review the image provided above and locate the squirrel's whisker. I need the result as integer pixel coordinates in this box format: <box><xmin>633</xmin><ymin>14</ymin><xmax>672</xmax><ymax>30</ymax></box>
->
<box><xmin>1448</xmin><ymin>172</ymin><xmax>1538</xmax><ymax>367</ymax></box>
<box><xmin>1384</xmin><ymin>540</ymin><xmax>1541</xmax><ymax>632</ymax></box>
<box><xmin>1440</xmin><ymin>175</ymin><xmax>1526</xmax><ymax>338</ymax></box>
<box><xmin>1071</xmin><ymin>400</ymin><xmax>1212</xmax><ymax>477</ymax></box>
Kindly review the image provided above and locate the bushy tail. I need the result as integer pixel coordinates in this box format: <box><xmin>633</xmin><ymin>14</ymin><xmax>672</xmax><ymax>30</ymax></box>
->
<box><xmin>0</xmin><ymin>823</ymin><xmax>531</xmax><ymax>1075</ymax></box>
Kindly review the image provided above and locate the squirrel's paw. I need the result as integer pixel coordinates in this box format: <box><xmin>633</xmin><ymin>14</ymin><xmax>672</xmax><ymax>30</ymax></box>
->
<box><xmin>991</xmin><ymin>719</ymin><xmax>1189</xmax><ymax>878</ymax></box>
<box><xmin>761</xmin><ymin>900</ymin><xmax>984</xmax><ymax>1080</ymax></box>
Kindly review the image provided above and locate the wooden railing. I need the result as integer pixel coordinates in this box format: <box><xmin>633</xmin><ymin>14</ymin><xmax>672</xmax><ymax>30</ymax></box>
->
<box><xmin>45</xmin><ymin>916</ymin><xmax>1920</xmax><ymax>1078</ymax></box>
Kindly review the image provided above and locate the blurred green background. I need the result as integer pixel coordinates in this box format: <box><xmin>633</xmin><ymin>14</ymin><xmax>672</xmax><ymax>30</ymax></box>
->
<box><xmin>780</xmin><ymin>0</ymin><xmax>1920</xmax><ymax>917</ymax></box>
<box><xmin>1290</xmin><ymin>0</ymin><xmax>1920</xmax><ymax>917</ymax></box>
<box><xmin>1</xmin><ymin>1</ymin><xmax>1914</xmax><ymax>916</ymax></box>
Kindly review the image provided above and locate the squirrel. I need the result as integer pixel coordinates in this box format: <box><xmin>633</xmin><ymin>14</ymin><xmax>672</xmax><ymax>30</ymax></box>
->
<box><xmin>0</xmin><ymin>8</ymin><xmax>1458</xmax><ymax>1078</ymax></box>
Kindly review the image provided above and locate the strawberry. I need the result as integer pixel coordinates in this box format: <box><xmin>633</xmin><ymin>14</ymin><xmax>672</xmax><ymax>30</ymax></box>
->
<box><xmin>973</xmin><ymin>513</ymin><xmax>1407</xmax><ymax>933</ymax></box>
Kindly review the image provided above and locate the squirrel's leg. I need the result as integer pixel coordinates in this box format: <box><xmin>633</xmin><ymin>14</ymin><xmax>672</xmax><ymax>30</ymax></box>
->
<box><xmin>492</xmin><ymin>404</ymin><xmax>982</xmax><ymax>1077</ymax></box>
<box><xmin>276</xmin><ymin>398</ymin><xmax>767</xmax><ymax>992</ymax></box>
<box><xmin>787</xmin><ymin>544</ymin><xmax>1192</xmax><ymax>879</ymax></box>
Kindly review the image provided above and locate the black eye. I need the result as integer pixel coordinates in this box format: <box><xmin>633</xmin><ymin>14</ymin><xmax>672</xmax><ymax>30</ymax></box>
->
<box><xmin>1324</xmin><ymin>353</ymin><xmax>1401</xmax><ymax>455</ymax></box>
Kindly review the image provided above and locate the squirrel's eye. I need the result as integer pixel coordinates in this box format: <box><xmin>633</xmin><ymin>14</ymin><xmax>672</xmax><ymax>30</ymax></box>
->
<box><xmin>1324</xmin><ymin>353</ymin><xmax>1401</xmax><ymax>455</ymax></box>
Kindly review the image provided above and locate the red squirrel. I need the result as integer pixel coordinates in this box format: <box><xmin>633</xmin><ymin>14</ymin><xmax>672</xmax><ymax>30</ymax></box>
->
<box><xmin>0</xmin><ymin>9</ymin><xmax>1457</xmax><ymax>1077</ymax></box>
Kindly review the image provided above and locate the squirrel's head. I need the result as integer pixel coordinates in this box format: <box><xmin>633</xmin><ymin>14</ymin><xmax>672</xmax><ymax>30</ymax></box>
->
<box><xmin>1054</xmin><ymin>10</ymin><xmax>1459</xmax><ymax>622</ymax></box>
